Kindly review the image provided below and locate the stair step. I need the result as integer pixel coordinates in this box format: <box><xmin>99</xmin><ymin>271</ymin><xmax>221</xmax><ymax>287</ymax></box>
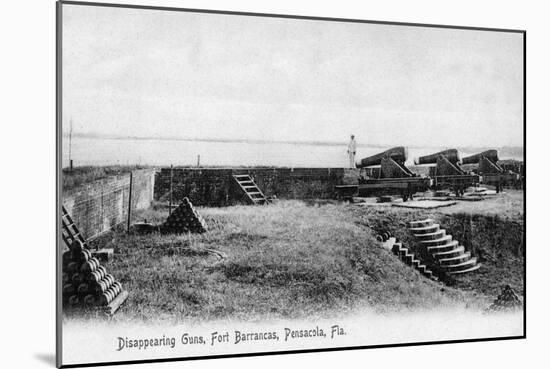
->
<box><xmin>399</xmin><ymin>249</ymin><xmax>411</xmax><ymax>258</ymax></box>
<box><xmin>409</xmin><ymin>224</ymin><xmax>440</xmax><ymax>234</ymax></box>
<box><xmin>427</xmin><ymin>240</ymin><xmax>459</xmax><ymax>253</ymax></box>
<box><xmin>432</xmin><ymin>244</ymin><xmax>463</xmax><ymax>258</ymax></box>
<box><xmin>403</xmin><ymin>254</ymin><xmax>414</xmax><ymax>265</ymax></box>
<box><xmin>439</xmin><ymin>252</ymin><xmax>472</xmax><ymax>266</ymax></box>
<box><xmin>448</xmin><ymin>263</ymin><xmax>481</xmax><ymax>274</ymax></box>
<box><xmin>387</xmin><ymin>238</ymin><xmax>435</xmax><ymax>281</ymax></box>
<box><xmin>391</xmin><ymin>243</ymin><xmax>403</xmax><ymax>255</ymax></box>
<box><xmin>399</xmin><ymin>254</ymin><xmax>412</xmax><ymax>262</ymax></box>
<box><xmin>408</xmin><ymin>219</ymin><xmax>434</xmax><ymax>228</ymax></box>
<box><xmin>415</xmin><ymin>230</ymin><xmax>446</xmax><ymax>241</ymax></box>
<box><xmin>233</xmin><ymin>175</ymin><xmax>269</xmax><ymax>205</ymax></box>
<box><xmin>444</xmin><ymin>258</ymin><xmax>477</xmax><ymax>271</ymax></box>
<box><xmin>61</xmin><ymin>206</ymin><xmax>88</xmax><ymax>250</ymax></box>
<box><xmin>421</xmin><ymin>235</ymin><xmax>453</xmax><ymax>246</ymax></box>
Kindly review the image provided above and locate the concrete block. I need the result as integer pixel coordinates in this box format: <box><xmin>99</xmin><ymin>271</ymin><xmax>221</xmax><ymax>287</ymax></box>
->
<box><xmin>92</xmin><ymin>248</ymin><xmax>114</xmax><ymax>262</ymax></box>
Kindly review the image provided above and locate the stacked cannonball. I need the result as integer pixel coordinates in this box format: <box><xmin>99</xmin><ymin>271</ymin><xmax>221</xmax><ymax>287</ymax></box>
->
<box><xmin>161</xmin><ymin>198</ymin><xmax>208</xmax><ymax>234</ymax></box>
<box><xmin>375</xmin><ymin>231</ymin><xmax>392</xmax><ymax>242</ymax></box>
<box><xmin>62</xmin><ymin>239</ymin><xmax>127</xmax><ymax>313</ymax></box>
<box><xmin>487</xmin><ymin>285</ymin><xmax>522</xmax><ymax>312</ymax></box>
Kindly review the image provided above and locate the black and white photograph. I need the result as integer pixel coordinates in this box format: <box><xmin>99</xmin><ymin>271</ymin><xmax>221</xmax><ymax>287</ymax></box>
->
<box><xmin>56</xmin><ymin>1</ymin><xmax>525</xmax><ymax>367</ymax></box>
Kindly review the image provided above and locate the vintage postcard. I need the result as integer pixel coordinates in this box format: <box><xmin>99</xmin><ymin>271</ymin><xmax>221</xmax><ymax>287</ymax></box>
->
<box><xmin>56</xmin><ymin>1</ymin><xmax>525</xmax><ymax>367</ymax></box>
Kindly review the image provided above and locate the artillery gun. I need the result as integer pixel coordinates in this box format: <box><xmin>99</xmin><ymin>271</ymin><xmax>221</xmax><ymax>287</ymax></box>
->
<box><xmin>461</xmin><ymin>150</ymin><xmax>520</xmax><ymax>192</ymax></box>
<box><xmin>337</xmin><ymin>147</ymin><xmax>431</xmax><ymax>201</ymax></box>
<box><xmin>414</xmin><ymin>149</ymin><xmax>480</xmax><ymax>196</ymax></box>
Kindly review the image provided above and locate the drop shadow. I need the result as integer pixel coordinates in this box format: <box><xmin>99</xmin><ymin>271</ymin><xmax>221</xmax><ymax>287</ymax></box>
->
<box><xmin>34</xmin><ymin>353</ymin><xmax>56</xmax><ymax>366</ymax></box>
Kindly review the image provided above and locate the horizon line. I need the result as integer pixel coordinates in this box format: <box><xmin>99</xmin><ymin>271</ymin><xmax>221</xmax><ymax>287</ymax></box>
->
<box><xmin>62</xmin><ymin>132</ymin><xmax>523</xmax><ymax>150</ymax></box>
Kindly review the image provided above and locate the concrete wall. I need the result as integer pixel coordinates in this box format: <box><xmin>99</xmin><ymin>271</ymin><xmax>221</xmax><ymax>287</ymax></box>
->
<box><xmin>154</xmin><ymin>167</ymin><xmax>358</xmax><ymax>206</ymax></box>
<box><xmin>63</xmin><ymin>169</ymin><xmax>156</xmax><ymax>240</ymax></box>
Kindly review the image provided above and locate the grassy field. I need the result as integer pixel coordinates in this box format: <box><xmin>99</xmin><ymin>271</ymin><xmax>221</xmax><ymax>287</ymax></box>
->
<box><xmin>77</xmin><ymin>199</ymin><xmax>506</xmax><ymax>324</ymax></box>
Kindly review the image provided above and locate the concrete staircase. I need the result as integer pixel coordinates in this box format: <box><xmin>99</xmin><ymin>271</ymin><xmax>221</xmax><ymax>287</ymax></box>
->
<box><xmin>380</xmin><ymin>234</ymin><xmax>439</xmax><ymax>282</ymax></box>
<box><xmin>408</xmin><ymin>219</ymin><xmax>481</xmax><ymax>275</ymax></box>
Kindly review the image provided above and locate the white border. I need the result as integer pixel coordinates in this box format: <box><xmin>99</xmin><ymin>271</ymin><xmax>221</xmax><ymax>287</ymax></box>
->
<box><xmin>3</xmin><ymin>1</ymin><xmax>546</xmax><ymax>368</ymax></box>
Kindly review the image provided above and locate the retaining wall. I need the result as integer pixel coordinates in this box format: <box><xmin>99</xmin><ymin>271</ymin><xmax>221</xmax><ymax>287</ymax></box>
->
<box><xmin>63</xmin><ymin>169</ymin><xmax>156</xmax><ymax>240</ymax></box>
<box><xmin>154</xmin><ymin>167</ymin><xmax>358</xmax><ymax>206</ymax></box>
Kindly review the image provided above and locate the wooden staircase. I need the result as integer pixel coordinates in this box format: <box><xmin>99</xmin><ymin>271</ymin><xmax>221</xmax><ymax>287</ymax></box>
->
<box><xmin>233</xmin><ymin>174</ymin><xmax>269</xmax><ymax>205</ymax></box>
<box><xmin>62</xmin><ymin>206</ymin><xmax>88</xmax><ymax>250</ymax></box>
<box><xmin>408</xmin><ymin>219</ymin><xmax>481</xmax><ymax>274</ymax></box>
<box><xmin>61</xmin><ymin>206</ymin><xmax>129</xmax><ymax>315</ymax></box>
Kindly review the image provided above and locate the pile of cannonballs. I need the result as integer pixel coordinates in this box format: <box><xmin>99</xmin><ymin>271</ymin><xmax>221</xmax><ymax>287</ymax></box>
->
<box><xmin>62</xmin><ymin>239</ymin><xmax>127</xmax><ymax>310</ymax></box>
<box><xmin>161</xmin><ymin>197</ymin><xmax>208</xmax><ymax>234</ymax></box>
<box><xmin>487</xmin><ymin>285</ymin><xmax>522</xmax><ymax>312</ymax></box>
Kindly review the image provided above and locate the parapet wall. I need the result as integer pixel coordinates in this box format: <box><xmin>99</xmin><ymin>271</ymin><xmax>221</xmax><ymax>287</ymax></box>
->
<box><xmin>154</xmin><ymin>167</ymin><xmax>358</xmax><ymax>206</ymax></box>
<box><xmin>63</xmin><ymin>169</ymin><xmax>156</xmax><ymax>240</ymax></box>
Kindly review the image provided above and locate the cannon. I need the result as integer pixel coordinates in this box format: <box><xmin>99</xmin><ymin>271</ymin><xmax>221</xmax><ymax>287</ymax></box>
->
<box><xmin>415</xmin><ymin>149</ymin><xmax>466</xmax><ymax>178</ymax></box>
<box><xmin>357</xmin><ymin>146</ymin><xmax>408</xmax><ymax>169</ymax></box>
<box><xmin>462</xmin><ymin>149</ymin><xmax>499</xmax><ymax>165</ymax></box>
<box><xmin>414</xmin><ymin>149</ymin><xmax>480</xmax><ymax>196</ymax></box>
<box><xmin>355</xmin><ymin>146</ymin><xmax>415</xmax><ymax>179</ymax></box>
<box><xmin>335</xmin><ymin>147</ymin><xmax>431</xmax><ymax>201</ymax></box>
<box><xmin>414</xmin><ymin>149</ymin><xmax>461</xmax><ymax>166</ymax></box>
<box><xmin>461</xmin><ymin>150</ymin><xmax>521</xmax><ymax>192</ymax></box>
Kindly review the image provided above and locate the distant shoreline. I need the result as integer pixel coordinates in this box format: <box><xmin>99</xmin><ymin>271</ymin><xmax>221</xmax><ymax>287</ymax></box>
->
<box><xmin>62</xmin><ymin>132</ymin><xmax>523</xmax><ymax>154</ymax></box>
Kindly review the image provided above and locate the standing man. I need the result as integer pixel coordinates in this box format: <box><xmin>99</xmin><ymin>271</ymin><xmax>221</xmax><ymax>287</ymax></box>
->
<box><xmin>347</xmin><ymin>134</ymin><xmax>357</xmax><ymax>168</ymax></box>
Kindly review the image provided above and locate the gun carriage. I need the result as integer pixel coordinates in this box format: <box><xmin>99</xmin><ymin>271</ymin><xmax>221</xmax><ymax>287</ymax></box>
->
<box><xmin>337</xmin><ymin>147</ymin><xmax>431</xmax><ymax>201</ymax></box>
<box><xmin>414</xmin><ymin>149</ymin><xmax>480</xmax><ymax>196</ymax></box>
<box><xmin>461</xmin><ymin>150</ymin><xmax>521</xmax><ymax>192</ymax></box>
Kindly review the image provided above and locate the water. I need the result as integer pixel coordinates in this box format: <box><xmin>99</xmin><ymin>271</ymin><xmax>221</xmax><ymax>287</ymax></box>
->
<box><xmin>62</xmin><ymin>137</ymin><xmax>523</xmax><ymax>168</ymax></box>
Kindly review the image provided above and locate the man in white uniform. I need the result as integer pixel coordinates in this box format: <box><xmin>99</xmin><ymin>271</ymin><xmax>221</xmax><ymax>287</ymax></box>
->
<box><xmin>347</xmin><ymin>135</ymin><xmax>357</xmax><ymax>168</ymax></box>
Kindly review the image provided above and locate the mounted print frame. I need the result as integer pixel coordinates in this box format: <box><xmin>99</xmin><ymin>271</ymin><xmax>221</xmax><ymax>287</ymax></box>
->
<box><xmin>56</xmin><ymin>1</ymin><xmax>526</xmax><ymax>367</ymax></box>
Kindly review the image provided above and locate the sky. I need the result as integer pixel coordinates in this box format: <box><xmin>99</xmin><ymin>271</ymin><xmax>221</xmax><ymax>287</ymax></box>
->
<box><xmin>62</xmin><ymin>4</ymin><xmax>524</xmax><ymax>148</ymax></box>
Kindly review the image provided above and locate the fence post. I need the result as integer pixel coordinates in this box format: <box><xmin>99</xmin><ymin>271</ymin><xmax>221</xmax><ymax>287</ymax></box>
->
<box><xmin>169</xmin><ymin>164</ymin><xmax>173</xmax><ymax>216</ymax></box>
<box><xmin>100</xmin><ymin>184</ymin><xmax>104</xmax><ymax>236</ymax></box>
<box><xmin>127</xmin><ymin>171</ymin><xmax>133</xmax><ymax>234</ymax></box>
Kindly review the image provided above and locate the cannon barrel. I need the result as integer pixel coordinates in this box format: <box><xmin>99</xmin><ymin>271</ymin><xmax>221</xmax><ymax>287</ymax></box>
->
<box><xmin>357</xmin><ymin>146</ymin><xmax>408</xmax><ymax>168</ymax></box>
<box><xmin>462</xmin><ymin>150</ymin><xmax>499</xmax><ymax>165</ymax></box>
<box><xmin>414</xmin><ymin>149</ymin><xmax>461</xmax><ymax>165</ymax></box>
